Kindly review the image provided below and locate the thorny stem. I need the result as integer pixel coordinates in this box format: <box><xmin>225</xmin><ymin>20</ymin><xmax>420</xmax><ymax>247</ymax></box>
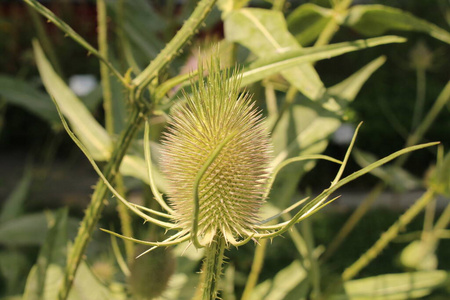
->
<box><xmin>57</xmin><ymin>107</ymin><xmax>145</xmax><ymax>300</ymax></box>
<box><xmin>133</xmin><ymin>0</ymin><xmax>217</xmax><ymax>95</ymax></box>
<box><xmin>200</xmin><ymin>235</ymin><xmax>226</xmax><ymax>300</ymax></box>
<box><xmin>54</xmin><ymin>0</ymin><xmax>219</xmax><ymax>297</ymax></box>
<box><xmin>97</xmin><ymin>0</ymin><xmax>114</xmax><ymax>134</ymax></box>
<box><xmin>97</xmin><ymin>0</ymin><xmax>134</xmax><ymax>261</ymax></box>
<box><xmin>23</xmin><ymin>0</ymin><xmax>128</xmax><ymax>87</ymax></box>
<box><xmin>27</xmin><ymin>6</ymin><xmax>64</xmax><ymax>77</ymax></box>
<box><xmin>342</xmin><ymin>189</ymin><xmax>436</xmax><ymax>281</ymax></box>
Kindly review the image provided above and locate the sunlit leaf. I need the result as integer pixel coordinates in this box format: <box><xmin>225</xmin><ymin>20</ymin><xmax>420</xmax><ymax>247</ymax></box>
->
<box><xmin>33</xmin><ymin>41</ymin><xmax>113</xmax><ymax>161</ymax></box>
<box><xmin>0</xmin><ymin>212</ymin><xmax>79</xmax><ymax>247</ymax></box>
<box><xmin>345</xmin><ymin>5</ymin><xmax>450</xmax><ymax>44</ymax></box>
<box><xmin>399</xmin><ymin>240</ymin><xmax>438</xmax><ymax>271</ymax></box>
<box><xmin>241</xmin><ymin>37</ymin><xmax>403</xmax><ymax>89</ymax></box>
<box><xmin>250</xmin><ymin>260</ymin><xmax>307</xmax><ymax>300</ymax></box>
<box><xmin>225</xmin><ymin>8</ymin><xmax>324</xmax><ymax>100</ymax></box>
<box><xmin>339</xmin><ymin>271</ymin><xmax>448</xmax><ymax>299</ymax></box>
<box><xmin>353</xmin><ymin>148</ymin><xmax>420</xmax><ymax>192</ymax></box>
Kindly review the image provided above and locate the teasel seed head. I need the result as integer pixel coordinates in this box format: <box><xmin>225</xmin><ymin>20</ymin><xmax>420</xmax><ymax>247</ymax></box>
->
<box><xmin>160</xmin><ymin>58</ymin><xmax>272</xmax><ymax>245</ymax></box>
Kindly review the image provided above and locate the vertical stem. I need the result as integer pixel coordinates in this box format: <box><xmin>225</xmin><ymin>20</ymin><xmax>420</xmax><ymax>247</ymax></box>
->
<box><xmin>200</xmin><ymin>235</ymin><xmax>226</xmax><ymax>300</ymax></box>
<box><xmin>342</xmin><ymin>189</ymin><xmax>436</xmax><ymax>281</ymax></box>
<box><xmin>97</xmin><ymin>0</ymin><xmax>134</xmax><ymax>262</ymax></box>
<box><xmin>314</xmin><ymin>19</ymin><xmax>340</xmax><ymax>47</ymax></box>
<box><xmin>301</xmin><ymin>219</ymin><xmax>321</xmax><ymax>299</ymax></box>
<box><xmin>27</xmin><ymin>5</ymin><xmax>64</xmax><ymax>77</ymax></box>
<box><xmin>269</xmin><ymin>85</ymin><xmax>297</xmax><ymax>132</ymax></box>
<box><xmin>272</xmin><ymin>0</ymin><xmax>286</xmax><ymax>11</ymax></box>
<box><xmin>322</xmin><ymin>183</ymin><xmax>385</xmax><ymax>261</ymax></box>
<box><xmin>58</xmin><ymin>107</ymin><xmax>145</xmax><ymax>300</ymax></box>
<box><xmin>411</xmin><ymin>68</ymin><xmax>426</xmax><ymax>130</ymax></box>
<box><xmin>241</xmin><ymin>239</ymin><xmax>268</xmax><ymax>300</ymax></box>
<box><xmin>97</xmin><ymin>0</ymin><xmax>114</xmax><ymax>134</ymax></box>
<box><xmin>133</xmin><ymin>0</ymin><xmax>217</xmax><ymax>91</ymax></box>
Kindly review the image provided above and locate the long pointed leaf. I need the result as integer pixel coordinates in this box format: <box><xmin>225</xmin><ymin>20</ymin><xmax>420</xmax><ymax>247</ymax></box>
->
<box><xmin>33</xmin><ymin>41</ymin><xmax>113</xmax><ymax>161</ymax></box>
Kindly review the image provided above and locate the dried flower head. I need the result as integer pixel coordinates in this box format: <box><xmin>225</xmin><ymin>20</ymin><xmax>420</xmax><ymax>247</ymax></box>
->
<box><xmin>160</xmin><ymin>58</ymin><xmax>272</xmax><ymax>245</ymax></box>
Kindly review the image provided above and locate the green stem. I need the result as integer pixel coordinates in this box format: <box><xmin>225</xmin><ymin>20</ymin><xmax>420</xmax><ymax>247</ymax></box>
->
<box><xmin>434</xmin><ymin>202</ymin><xmax>450</xmax><ymax>232</ymax></box>
<box><xmin>57</xmin><ymin>107</ymin><xmax>145</xmax><ymax>300</ymax></box>
<box><xmin>241</xmin><ymin>239</ymin><xmax>268</xmax><ymax>300</ymax></box>
<box><xmin>201</xmin><ymin>235</ymin><xmax>226</xmax><ymax>300</ymax></box>
<box><xmin>97</xmin><ymin>0</ymin><xmax>114</xmax><ymax>134</ymax></box>
<box><xmin>314</xmin><ymin>19</ymin><xmax>340</xmax><ymax>47</ymax></box>
<box><xmin>97</xmin><ymin>0</ymin><xmax>134</xmax><ymax>259</ymax></box>
<box><xmin>116</xmin><ymin>0</ymin><xmax>141</xmax><ymax>74</ymax></box>
<box><xmin>322</xmin><ymin>183</ymin><xmax>385</xmax><ymax>261</ymax></box>
<box><xmin>269</xmin><ymin>85</ymin><xmax>297</xmax><ymax>133</ymax></box>
<box><xmin>342</xmin><ymin>189</ymin><xmax>436</xmax><ymax>281</ymax></box>
<box><xmin>27</xmin><ymin>6</ymin><xmax>64</xmax><ymax>77</ymax></box>
<box><xmin>301</xmin><ymin>219</ymin><xmax>321</xmax><ymax>299</ymax></box>
<box><xmin>23</xmin><ymin>0</ymin><xmax>128</xmax><ymax>87</ymax></box>
<box><xmin>411</xmin><ymin>68</ymin><xmax>426</xmax><ymax>130</ymax></box>
<box><xmin>114</xmin><ymin>176</ymin><xmax>134</xmax><ymax>263</ymax></box>
<box><xmin>133</xmin><ymin>0</ymin><xmax>217</xmax><ymax>93</ymax></box>
<box><xmin>272</xmin><ymin>0</ymin><xmax>286</xmax><ymax>11</ymax></box>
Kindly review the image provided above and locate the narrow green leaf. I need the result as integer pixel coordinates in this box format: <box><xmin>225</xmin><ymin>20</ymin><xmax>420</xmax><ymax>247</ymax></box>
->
<box><xmin>22</xmin><ymin>209</ymin><xmax>68</xmax><ymax>299</ymax></box>
<box><xmin>23</xmin><ymin>0</ymin><xmax>126</xmax><ymax>85</ymax></box>
<box><xmin>427</xmin><ymin>151</ymin><xmax>450</xmax><ymax>197</ymax></box>
<box><xmin>0</xmin><ymin>251</ymin><xmax>29</xmax><ymax>295</ymax></box>
<box><xmin>24</xmin><ymin>262</ymin><xmax>125</xmax><ymax>300</ymax></box>
<box><xmin>328</xmin><ymin>55</ymin><xmax>386</xmax><ymax>101</ymax></box>
<box><xmin>287</xmin><ymin>3</ymin><xmax>333</xmax><ymax>46</ymax></box>
<box><xmin>250</xmin><ymin>260</ymin><xmax>307</xmax><ymax>300</ymax></box>
<box><xmin>342</xmin><ymin>271</ymin><xmax>447</xmax><ymax>299</ymax></box>
<box><xmin>353</xmin><ymin>148</ymin><xmax>420</xmax><ymax>192</ymax></box>
<box><xmin>0</xmin><ymin>212</ymin><xmax>79</xmax><ymax>247</ymax></box>
<box><xmin>111</xmin><ymin>0</ymin><xmax>165</xmax><ymax>67</ymax></box>
<box><xmin>241</xmin><ymin>37</ymin><xmax>402</xmax><ymax>88</ymax></box>
<box><xmin>225</xmin><ymin>8</ymin><xmax>324</xmax><ymax>100</ymax></box>
<box><xmin>345</xmin><ymin>5</ymin><xmax>450</xmax><ymax>44</ymax></box>
<box><xmin>0</xmin><ymin>167</ymin><xmax>32</xmax><ymax>223</ymax></box>
<box><xmin>33</xmin><ymin>41</ymin><xmax>113</xmax><ymax>161</ymax></box>
<box><xmin>0</xmin><ymin>75</ymin><xmax>58</xmax><ymax>124</ymax></box>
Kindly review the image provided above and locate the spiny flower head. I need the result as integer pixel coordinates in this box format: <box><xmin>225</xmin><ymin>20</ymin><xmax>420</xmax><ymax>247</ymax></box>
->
<box><xmin>160</xmin><ymin>59</ymin><xmax>272</xmax><ymax>245</ymax></box>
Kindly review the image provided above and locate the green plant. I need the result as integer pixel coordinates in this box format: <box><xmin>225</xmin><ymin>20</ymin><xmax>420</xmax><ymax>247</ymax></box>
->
<box><xmin>1</xmin><ymin>0</ymin><xmax>449</xmax><ymax>299</ymax></box>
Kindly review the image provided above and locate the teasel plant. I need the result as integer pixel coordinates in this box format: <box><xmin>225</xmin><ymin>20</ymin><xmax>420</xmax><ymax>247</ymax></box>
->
<box><xmin>51</xmin><ymin>55</ymin><xmax>438</xmax><ymax>299</ymax></box>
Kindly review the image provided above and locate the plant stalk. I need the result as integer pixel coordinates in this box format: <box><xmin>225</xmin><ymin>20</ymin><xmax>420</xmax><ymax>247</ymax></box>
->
<box><xmin>342</xmin><ymin>189</ymin><xmax>436</xmax><ymax>281</ymax></box>
<box><xmin>200</xmin><ymin>235</ymin><xmax>226</xmax><ymax>300</ymax></box>
<box><xmin>23</xmin><ymin>0</ymin><xmax>128</xmax><ymax>86</ymax></box>
<box><xmin>133</xmin><ymin>0</ymin><xmax>217</xmax><ymax>93</ymax></box>
<box><xmin>241</xmin><ymin>239</ymin><xmax>268</xmax><ymax>300</ymax></box>
<box><xmin>97</xmin><ymin>0</ymin><xmax>134</xmax><ymax>261</ymax></box>
<box><xmin>57</xmin><ymin>107</ymin><xmax>145</xmax><ymax>300</ymax></box>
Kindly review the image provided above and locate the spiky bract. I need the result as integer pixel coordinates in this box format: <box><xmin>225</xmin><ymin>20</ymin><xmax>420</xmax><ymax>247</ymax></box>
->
<box><xmin>160</xmin><ymin>60</ymin><xmax>272</xmax><ymax>245</ymax></box>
